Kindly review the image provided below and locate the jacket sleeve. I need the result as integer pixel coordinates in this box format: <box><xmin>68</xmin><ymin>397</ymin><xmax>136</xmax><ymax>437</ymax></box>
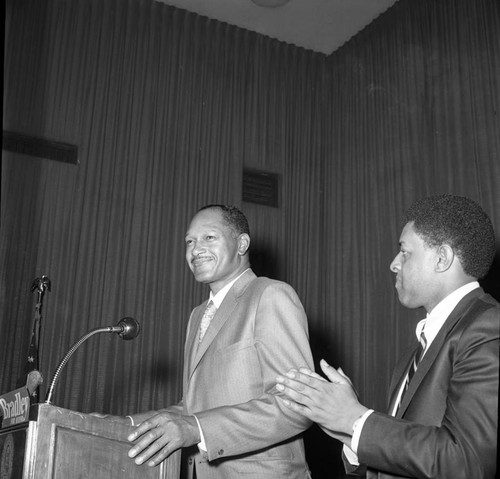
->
<box><xmin>357</xmin><ymin>306</ymin><xmax>499</xmax><ymax>479</ymax></box>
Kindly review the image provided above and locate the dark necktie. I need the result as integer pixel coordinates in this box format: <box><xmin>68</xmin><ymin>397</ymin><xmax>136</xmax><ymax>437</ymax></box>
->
<box><xmin>400</xmin><ymin>328</ymin><xmax>427</xmax><ymax>403</ymax></box>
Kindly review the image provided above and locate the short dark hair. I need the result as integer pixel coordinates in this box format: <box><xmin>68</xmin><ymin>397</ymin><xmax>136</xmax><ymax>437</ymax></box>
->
<box><xmin>199</xmin><ymin>204</ymin><xmax>251</xmax><ymax>237</ymax></box>
<box><xmin>403</xmin><ymin>194</ymin><xmax>496</xmax><ymax>279</ymax></box>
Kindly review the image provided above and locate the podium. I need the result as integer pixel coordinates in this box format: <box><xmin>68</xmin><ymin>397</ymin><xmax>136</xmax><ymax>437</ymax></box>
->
<box><xmin>1</xmin><ymin>403</ymin><xmax>180</xmax><ymax>479</ymax></box>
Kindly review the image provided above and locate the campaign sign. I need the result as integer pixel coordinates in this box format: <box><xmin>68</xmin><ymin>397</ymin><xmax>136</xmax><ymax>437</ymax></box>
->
<box><xmin>0</xmin><ymin>388</ymin><xmax>30</xmax><ymax>429</ymax></box>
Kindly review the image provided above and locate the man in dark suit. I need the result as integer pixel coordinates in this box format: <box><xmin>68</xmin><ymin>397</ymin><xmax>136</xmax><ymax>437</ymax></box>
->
<box><xmin>125</xmin><ymin>205</ymin><xmax>314</xmax><ymax>478</ymax></box>
<box><xmin>275</xmin><ymin>194</ymin><xmax>499</xmax><ymax>479</ymax></box>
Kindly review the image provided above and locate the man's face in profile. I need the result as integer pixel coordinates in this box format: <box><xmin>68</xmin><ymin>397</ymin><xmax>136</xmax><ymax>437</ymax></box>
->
<box><xmin>390</xmin><ymin>221</ymin><xmax>441</xmax><ymax>312</ymax></box>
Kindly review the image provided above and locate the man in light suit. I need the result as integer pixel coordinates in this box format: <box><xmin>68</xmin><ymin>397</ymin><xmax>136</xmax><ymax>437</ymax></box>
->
<box><xmin>275</xmin><ymin>194</ymin><xmax>499</xmax><ymax>479</ymax></box>
<box><xmin>127</xmin><ymin>204</ymin><xmax>314</xmax><ymax>478</ymax></box>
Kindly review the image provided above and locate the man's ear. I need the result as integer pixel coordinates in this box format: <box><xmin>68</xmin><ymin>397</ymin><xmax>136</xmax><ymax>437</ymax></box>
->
<box><xmin>435</xmin><ymin>244</ymin><xmax>455</xmax><ymax>272</ymax></box>
<box><xmin>237</xmin><ymin>234</ymin><xmax>250</xmax><ymax>255</ymax></box>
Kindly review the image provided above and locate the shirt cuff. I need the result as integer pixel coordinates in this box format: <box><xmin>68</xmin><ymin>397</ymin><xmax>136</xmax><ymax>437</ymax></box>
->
<box><xmin>343</xmin><ymin>444</ymin><xmax>360</xmax><ymax>465</ymax></box>
<box><xmin>351</xmin><ymin>409</ymin><xmax>374</xmax><ymax>454</ymax></box>
<box><xmin>193</xmin><ymin>415</ymin><xmax>207</xmax><ymax>452</ymax></box>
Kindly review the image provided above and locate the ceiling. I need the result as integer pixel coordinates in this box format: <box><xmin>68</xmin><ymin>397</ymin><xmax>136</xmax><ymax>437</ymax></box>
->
<box><xmin>154</xmin><ymin>0</ymin><xmax>399</xmax><ymax>55</ymax></box>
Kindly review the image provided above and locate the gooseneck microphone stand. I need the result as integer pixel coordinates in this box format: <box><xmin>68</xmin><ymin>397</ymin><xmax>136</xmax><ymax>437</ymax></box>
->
<box><xmin>44</xmin><ymin>317</ymin><xmax>140</xmax><ymax>405</ymax></box>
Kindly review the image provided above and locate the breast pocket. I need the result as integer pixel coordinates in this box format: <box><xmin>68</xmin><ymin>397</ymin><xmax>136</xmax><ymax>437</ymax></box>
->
<box><xmin>210</xmin><ymin>339</ymin><xmax>262</xmax><ymax>403</ymax></box>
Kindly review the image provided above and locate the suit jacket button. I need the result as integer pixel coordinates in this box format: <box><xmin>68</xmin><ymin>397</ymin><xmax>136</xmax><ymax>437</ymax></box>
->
<box><xmin>218</xmin><ymin>449</ymin><xmax>224</xmax><ymax>455</ymax></box>
<box><xmin>188</xmin><ymin>458</ymin><xmax>193</xmax><ymax>465</ymax></box>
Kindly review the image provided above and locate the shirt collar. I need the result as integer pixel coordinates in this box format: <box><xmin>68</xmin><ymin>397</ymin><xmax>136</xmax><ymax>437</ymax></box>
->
<box><xmin>209</xmin><ymin>268</ymin><xmax>250</xmax><ymax>308</ymax></box>
<box><xmin>416</xmin><ymin>281</ymin><xmax>479</xmax><ymax>352</ymax></box>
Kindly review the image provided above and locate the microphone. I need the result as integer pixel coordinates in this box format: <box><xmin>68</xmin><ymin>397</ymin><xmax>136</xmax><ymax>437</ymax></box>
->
<box><xmin>45</xmin><ymin>317</ymin><xmax>140</xmax><ymax>405</ymax></box>
<box><xmin>26</xmin><ymin>370</ymin><xmax>44</xmax><ymax>396</ymax></box>
<box><xmin>107</xmin><ymin>317</ymin><xmax>141</xmax><ymax>340</ymax></box>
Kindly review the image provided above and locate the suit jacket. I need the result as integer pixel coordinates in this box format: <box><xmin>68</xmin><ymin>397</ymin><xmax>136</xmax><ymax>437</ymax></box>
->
<box><xmin>178</xmin><ymin>270</ymin><xmax>314</xmax><ymax>479</ymax></box>
<box><xmin>346</xmin><ymin>288</ymin><xmax>499</xmax><ymax>479</ymax></box>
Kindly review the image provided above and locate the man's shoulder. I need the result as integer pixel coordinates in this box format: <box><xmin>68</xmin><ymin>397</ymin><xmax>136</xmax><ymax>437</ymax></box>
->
<box><xmin>449</xmin><ymin>289</ymin><xmax>500</xmax><ymax>340</ymax></box>
<box><xmin>248</xmin><ymin>274</ymin><xmax>295</xmax><ymax>292</ymax></box>
<box><xmin>461</xmin><ymin>288</ymin><xmax>500</xmax><ymax>316</ymax></box>
<box><xmin>232</xmin><ymin>272</ymin><xmax>297</xmax><ymax>299</ymax></box>
<box><xmin>480</xmin><ymin>290</ymin><xmax>500</xmax><ymax>309</ymax></box>
<box><xmin>452</xmin><ymin>287</ymin><xmax>499</xmax><ymax>316</ymax></box>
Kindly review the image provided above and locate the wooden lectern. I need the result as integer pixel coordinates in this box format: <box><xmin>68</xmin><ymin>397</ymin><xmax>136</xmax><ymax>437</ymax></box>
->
<box><xmin>19</xmin><ymin>403</ymin><xmax>180</xmax><ymax>479</ymax></box>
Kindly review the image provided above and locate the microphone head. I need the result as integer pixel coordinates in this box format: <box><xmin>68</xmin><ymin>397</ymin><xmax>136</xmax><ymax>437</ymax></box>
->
<box><xmin>117</xmin><ymin>317</ymin><xmax>140</xmax><ymax>340</ymax></box>
<box><xmin>27</xmin><ymin>370</ymin><xmax>44</xmax><ymax>395</ymax></box>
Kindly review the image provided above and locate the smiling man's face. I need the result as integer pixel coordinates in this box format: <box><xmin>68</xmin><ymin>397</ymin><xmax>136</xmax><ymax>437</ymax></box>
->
<box><xmin>185</xmin><ymin>208</ymin><xmax>249</xmax><ymax>294</ymax></box>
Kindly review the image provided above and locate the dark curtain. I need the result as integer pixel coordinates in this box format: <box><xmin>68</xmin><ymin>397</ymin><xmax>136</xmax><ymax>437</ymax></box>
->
<box><xmin>2</xmin><ymin>0</ymin><xmax>499</xmax><ymax>477</ymax></box>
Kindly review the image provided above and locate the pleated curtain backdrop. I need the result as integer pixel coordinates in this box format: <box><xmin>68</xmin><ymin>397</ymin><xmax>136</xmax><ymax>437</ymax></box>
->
<box><xmin>1</xmin><ymin>0</ymin><xmax>499</xmax><ymax>476</ymax></box>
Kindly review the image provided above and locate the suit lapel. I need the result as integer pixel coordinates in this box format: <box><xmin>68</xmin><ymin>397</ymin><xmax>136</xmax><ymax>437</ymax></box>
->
<box><xmin>192</xmin><ymin>290</ymin><xmax>237</xmax><ymax>366</ymax></box>
<box><xmin>188</xmin><ymin>270</ymin><xmax>257</xmax><ymax>380</ymax></box>
<box><xmin>186</xmin><ymin>303</ymin><xmax>207</xmax><ymax>378</ymax></box>
<box><xmin>395</xmin><ymin>288</ymin><xmax>484</xmax><ymax>416</ymax></box>
<box><xmin>387</xmin><ymin>349</ymin><xmax>414</xmax><ymax>412</ymax></box>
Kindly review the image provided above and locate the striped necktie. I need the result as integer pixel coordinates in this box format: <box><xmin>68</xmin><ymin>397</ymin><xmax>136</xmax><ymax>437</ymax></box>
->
<box><xmin>401</xmin><ymin>327</ymin><xmax>427</xmax><ymax>400</ymax></box>
<box><xmin>199</xmin><ymin>300</ymin><xmax>217</xmax><ymax>342</ymax></box>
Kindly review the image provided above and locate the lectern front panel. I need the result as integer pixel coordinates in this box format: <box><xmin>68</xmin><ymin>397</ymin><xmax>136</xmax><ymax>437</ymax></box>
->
<box><xmin>23</xmin><ymin>404</ymin><xmax>179</xmax><ymax>479</ymax></box>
